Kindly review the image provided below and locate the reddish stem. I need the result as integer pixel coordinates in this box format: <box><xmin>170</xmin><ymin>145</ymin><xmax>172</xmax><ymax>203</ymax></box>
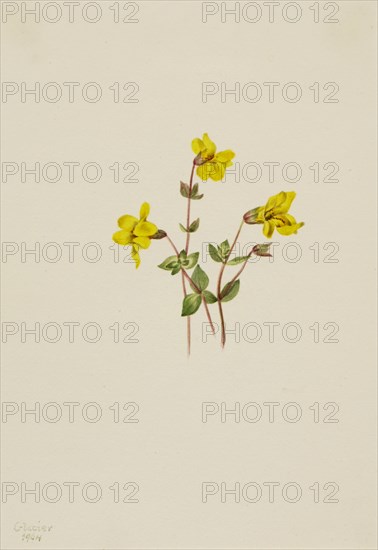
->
<box><xmin>185</xmin><ymin>164</ymin><xmax>196</xmax><ymax>254</ymax></box>
<box><xmin>166</xmin><ymin>235</ymin><xmax>191</xmax><ymax>354</ymax></box>
<box><xmin>216</xmin><ymin>220</ymin><xmax>244</xmax><ymax>348</ymax></box>
<box><xmin>165</xmin><ymin>234</ymin><xmax>216</xmax><ymax>349</ymax></box>
<box><xmin>228</xmin><ymin>249</ymin><xmax>254</xmax><ymax>286</ymax></box>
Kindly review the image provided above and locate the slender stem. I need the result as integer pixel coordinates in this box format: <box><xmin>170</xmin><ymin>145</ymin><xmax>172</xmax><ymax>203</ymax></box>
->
<box><xmin>184</xmin><ymin>163</ymin><xmax>196</xmax><ymax>355</ymax></box>
<box><xmin>186</xmin><ymin>308</ymin><xmax>191</xmax><ymax>356</ymax></box>
<box><xmin>166</xmin><ymin>234</ymin><xmax>191</xmax><ymax>354</ymax></box>
<box><xmin>185</xmin><ymin>163</ymin><xmax>196</xmax><ymax>254</ymax></box>
<box><xmin>229</xmin><ymin>249</ymin><xmax>254</xmax><ymax>286</ymax></box>
<box><xmin>216</xmin><ymin>220</ymin><xmax>245</xmax><ymax>348</ymax></box>
<box><xmin>202</xmin><ymin>296</ymin><xmax>216</xmax><ymax>334</ymax></box>
<box><xmin>182</xmin><ymin>271</ymin><xmax>190</xmax><ymax>356</ymax></box>
<box><xmin>166</xmin><ymin>234</ymin><xmax>179</xmax><ymax>255</ymax></box>
<box><xmin>165</xmin><ymin>234</ymin><xmax>216</xmax><ymax>340</ymax></box>
<box><xmin>180</xmin><ymin>270</ymin><xmax>216</xmax><ymax>334</ymax></box>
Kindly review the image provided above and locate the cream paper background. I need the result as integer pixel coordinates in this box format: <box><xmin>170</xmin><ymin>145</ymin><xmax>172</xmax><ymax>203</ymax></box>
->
<box><xmin>1</xmin><ymin>1</ymin><xmax>377</xmax><ymax>548</ymax></box>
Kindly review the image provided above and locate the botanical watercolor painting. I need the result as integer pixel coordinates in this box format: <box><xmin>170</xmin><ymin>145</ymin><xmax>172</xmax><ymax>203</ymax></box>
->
<box><xmin>112</xmin><ymin>133</ymin><xmax>304</xmax><ymax>355</ymax></box>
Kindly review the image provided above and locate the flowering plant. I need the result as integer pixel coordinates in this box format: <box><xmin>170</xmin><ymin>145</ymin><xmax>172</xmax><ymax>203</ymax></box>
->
<box><xmin>113</xmin><ymin>133</ymin><xmax>304</xmax><ymax>354</ymax></box>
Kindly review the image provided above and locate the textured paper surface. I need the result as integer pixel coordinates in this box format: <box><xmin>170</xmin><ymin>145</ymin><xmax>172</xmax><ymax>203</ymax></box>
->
<box><xmin>1</xmin><ymin>1</ymin><xmax>377</xmax><ymax>548</ymax></box>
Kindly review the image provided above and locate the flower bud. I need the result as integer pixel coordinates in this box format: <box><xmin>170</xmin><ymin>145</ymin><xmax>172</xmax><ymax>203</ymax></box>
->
<box><xmin>243</xmin><ymin>207</ymin><xmax>261</xmax><ymax>224</ymax></box>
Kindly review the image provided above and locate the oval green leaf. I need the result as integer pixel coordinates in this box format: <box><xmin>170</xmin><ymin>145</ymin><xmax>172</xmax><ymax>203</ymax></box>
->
<box><xmin>181</xmin><ymin>293</ymin><xmax>202</xmax><ymax>316</ymax></box>
<box><xmin>221</xmin><ymin>280</ymin><xmax>240</xmax><ymax>303</ymax></box>
<box><xmin>190</xmin><ymin>265</ymin><xmax>209</xmax><ymax>292</ymax></box>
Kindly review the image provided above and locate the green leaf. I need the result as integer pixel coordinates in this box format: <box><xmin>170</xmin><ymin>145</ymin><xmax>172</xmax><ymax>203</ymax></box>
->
<box><xmin>166</xmin><ymin>261</ymin><xmax>179</xmax><ymax>269</ymax></box>
<box><xmin>221</xmin><ymin>280</ymin><xmax>240</xmax><ymax>303</ymax></box>
<box><xmin>171</xmin><ymin>265</ymin><xmax>181</xmax><ymax>275</ymax></box>
<box><xmin>208</xmin><ymin>244</ymin><xmax>223</xmax><ymax>263</ymax></box>
<box><xmin>219</xmin><ymin>240</ymin><xmax>230</xmax><ymax>257</ymax></box>
<box><xmin>158</xmin><ymin>255</ymin><xmax>178</xmax><ymax>270</ymax></box>
<box><xmin>179</xmin><ymin>250</ymin><xmax>187</xmax><ymax>262</ymax></box>
<box><xmin>253</xmin><ymin>243</ymin><xmax>273</xmax><ymax>257</ymax></box>
<box><xmin>189</xmin><ymin>218</ymin><xmax>200</xmax><ymax>232</ymax></box>
<box><xmin>192</xmin><ymin>183</ymin><xmax>199</xmax><ymax>196</ymax></box>
<box><xmin>227</xmin><ymin>256</ymin><xmax>250</xmax><ymax>266</ymax></box>
<box><xmin>181</xmin><ymin>182</ymin><xmax>204</xmax><ymax>200</ymax></box>
<box><xmin>190</xmin><ymin>265</ymin><xmax>209</xmax><ymax>292</ymax></box>
<box><xmin>179</xmin><ymin>218</ymin><xmax>200</xmax><ymax>233</ymax></box>
<box><xmin>181</xmin><ymin>221</ymin><xmax>199</xmax><ymax>233</ymax></box>
<box><xmin>203</xmin><ymin>290</ymin><xmax>217</xmax><ymax>304</ymax></box>
<box><xmin>180</xmin><ymin>181</ymin><xmax>190</xmax><ymax>198</ymax></box>
<box><xmin>191</xmin><ymin>183</ymin><xmax>204</xmax><ymax>200</ymax></box>
<box><xmin>181</xmin><ymin>293</ymin><xmax>202</xmax><ymax>316</ymax></box>
<box><xmin>186</xmin><ymin>252</ymin><xmax>199</xmax><ymax>269</ymax></box>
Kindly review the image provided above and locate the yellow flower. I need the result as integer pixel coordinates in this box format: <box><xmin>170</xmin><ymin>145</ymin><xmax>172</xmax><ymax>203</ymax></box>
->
<box><xmin>244</xmin><ymin>191</ymin><xmax>304</xmax><ymax>238</ymax></box>
<box><xmin>191</xmin><ymin>133</ymin><xmax>235</xmax><ymax>182</ymax></box>
<box><xmin>112</xmin><ymin>202</ymin><xmax>158</xmax><ymax>268</ymax></box>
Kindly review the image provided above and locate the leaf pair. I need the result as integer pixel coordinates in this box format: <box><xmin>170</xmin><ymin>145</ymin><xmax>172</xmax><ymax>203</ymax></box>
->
<box><xmin>208</xmin><ymin>239</ymin><xmax>249</xmax><ymax>265</ymax></box>
<box><xmin>182</xmin><ymin>265</ymin><xmax>217</xmax><ymax>316</ymax></box>
<box><xmin>179</xmin><ymin>218</ymin><xmax>200</xmax><ymax>233</ymax></box>
<box><xmin>158</xmin><ymin>250</ymin><xmax>199</xmax><ymax>276</ymax></box>
<box><xmin>209</xmin><ymin>241</ymin><xmax>272</xmax><ymax>264</ymax></box>
<box><xmin>208</xmin><ymin>240</ymin><xmax>231</xmax><ymax>263</ymax></box>
<box><xmin>180</xmin><ymin>182</ymin><xmax>204</xmax><ymax>200</ymax></box>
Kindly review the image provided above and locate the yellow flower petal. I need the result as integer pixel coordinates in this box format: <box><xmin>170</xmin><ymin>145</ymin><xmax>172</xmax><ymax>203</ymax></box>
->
<box><xmin>263</xmin><ymin>220</ymin><xmax>276</xmax><ymax>238</ymax></box>
<box><xmin>276</xmin><ymin>222</ymin><xmax>304</xmax><ymax>236</ymax></box>
<box><xmin>112</xmin><ymin>230</ymin><xmax>134</xmax><ymax>245</ymax></box>
<box><xmin>134</xmin><ymin>221</ymin><xmax>158</xmax><ymax>237</ymax></box>
<box><xmin>255</xmin><ymin>206</ymin><xmax>266</xmax><ymax>223</ymax></box>
<box><xmin>196</xmin><ymin>161</ymin><xmax>218</xmax><ymax>181</ymax></box>
<box><xmin>196</xmin><ymin>164</ymin><xmax>210</xmax><ymax>181</ymax></box>
<box><xmin>139</xmin><ymin>202</ymin><xmax>150</xmax><ymax>221</ymax></box>
<box><xmin>215</xmin><ymin>150</ymin><xmax>235</xmax><ymax>163</ymax></box>
<box><xmin>273</xmin><ymin>191</ymin><xmax>296</xmax><ymax>215</ymax></box>
<box><xmin>133</xmin><ymin>236</ymin><xmax>151</xmax><ymax>249</ymax></box>
<box><xmin>265</xmin><ymin>192</ymin><xmax>286</xmax><ymax>213</ymax></box>
<box><xmin>280</xmin><ymin>214</ymin><xmax>297</xmax><ymax>225</ymax></box>
<box><xmin>202</xmin><ymin>133</ymin><xmax>216</xmax><ymax>156</ymax></box>
<box><xmin>209</xmin><ymin>161</ymin><xmax>226</xmax><ymax>181</ymax></box>
<box><xmin>118</xmin><ymin>214</ymin><xmax>138</xmax><ymax>231</ymax></box>
<box><xmin>131</xmin><ymin>245</ymin><xmax>141</xmax><ymax>268</ymax></box>
<box><xmin>192</xmin><ymin>138</ymin><xmax>205</xmax><ymax>154</ymax></box>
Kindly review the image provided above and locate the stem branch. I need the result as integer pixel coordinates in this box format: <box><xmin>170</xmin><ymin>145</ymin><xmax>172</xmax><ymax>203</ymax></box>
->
<box><xmin>165</xmin><ymin>234</ymin><xmax>216</xmax><ymax>342</ymax></box>
<box><xmin>216</xmin><ymin>220</ymin><xmax>245</xmax><ymax>348</ymax></box>
<box><xmin>229</xmin><ymin>248</ymin><xmax>254</xmax><ymax>286</ymax></box>
<box><xmin>166</xmin><ymin>234</ymin><xmax>191</xmax><ymax>354</ymax></box>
